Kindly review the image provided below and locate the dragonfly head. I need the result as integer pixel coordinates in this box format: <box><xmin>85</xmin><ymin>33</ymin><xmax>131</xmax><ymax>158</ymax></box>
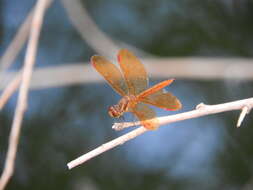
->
<box><xmin>108</xmin><ymin>105</ymin><xmax>122</xmax><ymax>118</ymax></box>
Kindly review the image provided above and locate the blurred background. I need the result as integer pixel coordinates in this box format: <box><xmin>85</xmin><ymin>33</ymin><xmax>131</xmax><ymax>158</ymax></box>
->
<box><xmin>0</xmin><ymin>0</ymin><xmax>253</xmax><ymax>189</ymax></box>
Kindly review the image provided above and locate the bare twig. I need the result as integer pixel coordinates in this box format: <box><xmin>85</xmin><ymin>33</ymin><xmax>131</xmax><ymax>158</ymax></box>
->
<box><xmin>0</xmin><ymin>13</ymin><xmax>32</xmax><ymax>72</ymax></box>
<box><xmin>0</xmin><ymin>58</ymin><xmax>253</xmax><ymax>91</ymax></box>
<box><xmin>237</xmin><ymin>106</ymin><xmax>250</xmax><ymax>127</ymax></box>
<box><xmin>0</xmin><ymin>0</ymin><xmax>53</xmax><ymax>111</ymax></box>
<box><xmin>61</xmin><ymin>0</ymin><xmax>120</xmax><ymax>58</ymax></box>
<box><xmin>68</xmin><ymin>97</ymin><xmax>253</xmax><ymax>169</ymax></box>
<box><xmin>0</xmin><ymin>0</ymin><xmax>49</xmax><ymax>189</ymax></box>
<box><xmin>61</xmin><ymin>0</ymin><xmax>154</xmax><ymax>59</ymax></box>
<box><xmin>0</xmin><ymin>74</ymin><xmax>21</xmax><ymax>110</ymax></box>
<box><xmin>0</xmin><ymin>0</ymin><xmax>53</xmax><ymax>73</ymax></box>
<box><xmin>67</xmin><ymin>127</ymin><xmax>147</xmax><ymax>169</ymax></box>
<box><xmin>61</xmin><ymin>0</ymin><xmax>152</xmax><ymax>59</ymax></box>
<box><xmin>144</xmin><ymin>57</ymin><xmax>253</xmax><ymax>80</ymax></box>
<box><xmin>114</xmin><ymin>98</ymin><xmax>253</xmax><ymax>130</ymax></box>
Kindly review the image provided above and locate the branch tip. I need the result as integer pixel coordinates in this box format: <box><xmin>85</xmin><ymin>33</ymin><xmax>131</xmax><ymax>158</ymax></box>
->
<box><xmin>237</xmin><ymin>106</ymin><xmax>250</xmax><ymax>128</ymax></box>
<box><xmin>112</xmin><ymin>121</ymin><xmax>138</xmax><ymax>131</ymax></box>
<box><xmin>112</xmin><ymin>123</ymin><xmax>122</xmax><ymax>131</ymax></box>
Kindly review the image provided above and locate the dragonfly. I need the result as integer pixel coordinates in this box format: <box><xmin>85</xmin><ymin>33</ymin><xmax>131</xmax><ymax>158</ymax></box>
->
<box><xmin>91</xmin><ymin>49</ymin><xmax>182</xmax><ymax>130</ymax></box>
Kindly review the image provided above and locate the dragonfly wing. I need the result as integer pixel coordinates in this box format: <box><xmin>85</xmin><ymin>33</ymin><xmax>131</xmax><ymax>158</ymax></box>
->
<box><xmin>117</xmin><ymin>49</ymin><xmax>148</xmax><ymax>95</ymax></box>
<box><xmin>131</xmin><ymin>103</ymin><xmax>159</xmax><ymax>130</ymax></box>
<box><xmin>91</xmin><ymin>55</ymin><xmax>128</xmax><ymax>96</ymax></box>
<box><xmin>140</xmin><ymin>92</ymin><xmax>182</xmax><ymax>111</ymax></box>
<box><xmin>137</xmin><ymin>79</ymin><xmax>174</xmax><ymax>98</ymax></box>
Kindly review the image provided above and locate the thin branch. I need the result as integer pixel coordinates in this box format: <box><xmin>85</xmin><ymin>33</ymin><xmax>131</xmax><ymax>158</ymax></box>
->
<box><xmin>237</xmin><ymin>106</ymin><xmax>250</xmax><ymax>127</ymax></box>
<box><xmin>0</xmin><ymin>12</ymin><xmax>32</xmax><ymax>72</ymax></box>
<box><xmin>67</xmin><ymin>127</ymin><xmax>147</xmax><ymax>169</ymax></box>
<box><xmin>114</xmin><ymin>98</ymin><xmax>253</xmax><ymax>130</ymax></box>
<box><xmin>0</xmin><ymin>74</ymin><xmax>21</xmax><ymax>110</ymax></box>
<box><xmin>0</xmin><ymin>0</ymin><xmax>53</xmax><ymax>110</ymax></box>
<box><xmin>0</xmin><ymin>0</ymin><xmax>49</xmax><ymax>189</ymax></box>
<box><xmin>61</xmin><ymin>0</ymin><xmax>120</xmax><ymax>58</ymax></box>
<box><xmin>61</xmin><ymin>0</ymin><xmax>154</xmax><ymax>59</ymax></box>
<box><xmin>0</xmin><ymin>0</ymin><xmax>53</xmax><ymax>74</ymax></box>
<box><xmin>68</xmin><ymin>97</ymin><xmax>253</xmax><ymax>169</ymax></box>
<box><xmin>0</xmin><ymin>58</ymin><xmax>253</xmax><ymax>91</ymax></box>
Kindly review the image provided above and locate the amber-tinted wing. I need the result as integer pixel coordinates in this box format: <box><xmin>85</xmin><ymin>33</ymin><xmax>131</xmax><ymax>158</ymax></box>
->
<box><xmin>91</xmin><ymin>55</ymin><xmax>128</xmax><ymax>96</ymax></box>
<box><xmin>137</xmin><ymin>79</ymin><xmax>182</xmax><ymax>110</ymax></box>
<box><xmin>137</xmin><ymin>79</ymin><xmax>174</xmax><ymax>99</ymax></box>
<box><xmin>131</xmin><ymin>102</ymin><xmax>159</xmax><ymax>130</ymax></box>
<box><xmin>139</xmin><ymin>92</ymin><xmax>182</xmax><ymax>111</ymax></box>
<box><xmin>117</xmin><ymin>49</ymin><xmax>148</xmax><ymax>95</ymax></box>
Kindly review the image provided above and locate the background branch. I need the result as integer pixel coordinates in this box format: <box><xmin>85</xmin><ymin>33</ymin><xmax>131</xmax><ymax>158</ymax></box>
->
<box><xmin>0</xmin><ymin>58</ymin><xmax>252</xmax><ymax>91</ymax></box>
<box><xmin>0</xmin><ymin>11</ymin><xmax>32</xmax><ymax>73</ymax></box>
<box><xmin>61</xmin><ymin>0</ymin><xmax>152</xmax><ymax>58</ymax></box>
<box><xmin>0</xmin><ymin>0</ymin><xmax>50</xmax><ymax>189</ymax></box>
<box><xmin>0</xmin><ymin>0</ymin><xmax>53</xmax><ymax>110</ymax></box>
<box><xmin>61</xmin><ymin>0</ymin><xmax>120</xmax><ymax>58</ymax></box>
<box><xmin>0</xmin><ymin>74</ymin><xmax>21</xmax><ymax>110</ymax></box>
<box><xmin>0</xmin><ymin>0</ymin><xmax>53</xmax><ymax>75</ymax></box>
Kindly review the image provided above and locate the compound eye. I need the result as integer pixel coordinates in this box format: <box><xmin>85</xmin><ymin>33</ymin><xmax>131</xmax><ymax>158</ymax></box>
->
<box><xmin>108</xmin><ymin>106</ymin><xmax>117</xmax><ymax>117</ymax></box>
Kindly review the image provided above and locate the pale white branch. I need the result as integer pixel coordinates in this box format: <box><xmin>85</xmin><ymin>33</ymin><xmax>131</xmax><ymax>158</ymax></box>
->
<box><xmin>237</xmin><ymin>106</ymin><xmax>250</xmax><ymax>127</ymax></box>
<box><xmin>0</xmin><ymin>0</ymin><xmax>53</xmax><ymax>111</ymax></box>
<box><xmin>67</xmin><ymin>127</ymin><xmax>147</xmax><ymax>169</ymax></box>
<box><xmin>68</xmin><ymin>97</ymin><xmax>253</xmax><ymax>169</ymax></box>
<box><xmin>0</xmin><ymin>58</ymin><xmax>252</xmax><ymax>91</ymax></box>
<box><xmin>61</xmin><ymin>0</ymin><xmax>120</xmax><ymax>58</ymax></box>
<box><xmin>0</xmin><ymin>12</ymin><xmax>32</xmax><ymax>73</ymax></box>
<box><xmin>114</xmin><ymin>97</ymin><xmax>253</xmax><ymax>130</ymax></box>
<box><xmin>61</xmin><ymin>0</ymin><xmax>149</xmax><ymax>59</ymax></box>
<box><xmin>0</xmin><ymin>58</ymin><xmax>252</xmax><ymax>110</ymax></box>
<box><xmin>0</xmin><ymin>0</ymin><xmax>53</xmax><ymax>75</ymax></box>
<box><xmin>0</xmin><ymin>74</ymin><xmax>21</xmax><ymax>110</ymax></box>
<box><xmin>0</xmin><ymin>0</ymin><xmax>49</xmax><ymax>189</ymax></box>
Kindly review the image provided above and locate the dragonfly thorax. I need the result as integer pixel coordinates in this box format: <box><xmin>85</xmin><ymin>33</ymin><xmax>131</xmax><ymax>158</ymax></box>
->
<box><xmin>108</xmin><ymin>95</ymin><xmax>137</xmax><ymax>118</ymax></box>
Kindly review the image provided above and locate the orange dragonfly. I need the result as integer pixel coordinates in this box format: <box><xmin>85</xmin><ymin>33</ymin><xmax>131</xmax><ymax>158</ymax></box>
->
<box><xmin>91</xmin><ymin>49</ymin><xmax>182</xmax><ymax>130</ymax></box>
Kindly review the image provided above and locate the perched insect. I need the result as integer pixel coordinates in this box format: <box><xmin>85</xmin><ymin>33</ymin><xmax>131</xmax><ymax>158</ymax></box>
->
<box><xmin>91</xmin><ymin>49</ymin><xmax>182</xmax><ymax>130</ymax></box>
